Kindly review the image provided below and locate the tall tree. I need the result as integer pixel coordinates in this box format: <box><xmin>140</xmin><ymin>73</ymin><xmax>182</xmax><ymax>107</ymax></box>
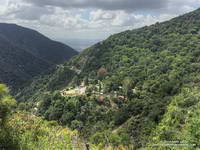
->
<box><xmin>0</xmin><ymin>84</ymin><xmax>17</xmax><ymax>149</ymax></box>
<box><xmin>122</xmin><ymin>77</ymin><xmax>133</xmax><ymax>99</ymax></box>
<box><xmin>0</xmin><ymin>84</ymin><xmax>16</xmax><ymax>127</ymax></box>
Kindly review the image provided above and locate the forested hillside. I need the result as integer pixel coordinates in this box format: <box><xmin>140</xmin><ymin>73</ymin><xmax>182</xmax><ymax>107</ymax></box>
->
<box><xmin>0</xmin><ymin>23</ymin><xmax>78</xmax><ymax>90</ymax></box>
<box><xmin>16</xmin><ymin>8</ymin><xmax>200</xmax><ymax>149</ymax></box>
<box><xmin>0</xmin><ymin>84</ymin><xmax>128</xmax><ymax>150</ymax></box>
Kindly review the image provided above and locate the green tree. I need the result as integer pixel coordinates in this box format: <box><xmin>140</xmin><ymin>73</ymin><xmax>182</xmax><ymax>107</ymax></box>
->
<box><xmin>122</xmin><ymin>77</ymin><xmax>133</xmax><ymax>99</ymax></box>
<box><xmin>0</xmin><ymin>84</ymin><xmax>18</xmax><ymax>150</ymax></box>
<box><xmin>84</xmin><ymin>77</ymin><xmax>89</xmax><ymax>86</ymax></box>
<box><xmin>0</xmin><ymin>84</ymin><xmax>16</xmax><ymax>127</ymax></box>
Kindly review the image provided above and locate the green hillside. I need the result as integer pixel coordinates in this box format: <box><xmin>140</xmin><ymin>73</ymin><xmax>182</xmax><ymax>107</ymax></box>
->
<box><xmin>0</xmin><ymin>84</ymin><xmax>129</xmax><ymax>150</ymax></box>
<box><xmin>16</xmin><ymin>8</ymin><xmax>200</xmax><ymax>149</ymax></box>
<box><xmin>0</xmin><ymin>23</ymin><xmax>78</xmax><ymax>90</ymax></box>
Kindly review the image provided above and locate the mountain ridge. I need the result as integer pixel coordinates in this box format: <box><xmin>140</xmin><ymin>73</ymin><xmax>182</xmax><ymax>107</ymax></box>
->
<box><xmin>0</xmin><ymin>23</ymin><xmax>78</xmax><ymax>90</ymax></box>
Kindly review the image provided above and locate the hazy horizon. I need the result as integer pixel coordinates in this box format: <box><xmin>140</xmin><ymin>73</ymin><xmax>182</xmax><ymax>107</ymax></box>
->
<box><xmin>58</xmin><ymin>38</ymin><xmax>103</xmax><ymax>52</ymax></box>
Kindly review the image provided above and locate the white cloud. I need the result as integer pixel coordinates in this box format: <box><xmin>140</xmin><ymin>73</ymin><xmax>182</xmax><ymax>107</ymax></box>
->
<box><xmin>90</xmin><ymin>10</ymin><xmax>116</xmax><ymax>21</ymax></box>
<box><xmin>0</xmin><ymin>0</ymin><xmax>199</xmax><ymax>46</ymax></box>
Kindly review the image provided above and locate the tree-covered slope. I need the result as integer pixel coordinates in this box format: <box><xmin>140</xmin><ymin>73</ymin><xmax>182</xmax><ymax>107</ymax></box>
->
<box><xmin>0</xmin><ymin>23</ymin><xmax>77</xmax><ymax>64</ymax></box>
<box><xmin>144</xmin><ymin>87</ymin><xmax>200</xmax><ymax>150</ymax></box>
<box><xmin>0</xmin><ymin>35</ymin><xmax>51</xmax><ymax>90</ymax></box>
<box><xmin>70</xmin><ymin>8</ymin><xmax>200</xmax><ymax>76</ymax></box>
<box><xmin>0</xmin><ymin>23</ymin><xmax>78</xmax><ymax>90</ymax></box>
<box><xmin>0</xmin><ymin>84</ymin><xmax>130</xmax><ymax>150</ymax></box>
<box><xmin>16</xmin><ymin>8</ymin><xmax>200</xmax><ymax>149</ymax></box>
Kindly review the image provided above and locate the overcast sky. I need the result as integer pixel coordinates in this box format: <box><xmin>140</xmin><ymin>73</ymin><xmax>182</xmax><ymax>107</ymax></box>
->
<box><xmin>0</xmin><ymin>0</ymin><xmax>200</xmax><ymax>50</ymax></box>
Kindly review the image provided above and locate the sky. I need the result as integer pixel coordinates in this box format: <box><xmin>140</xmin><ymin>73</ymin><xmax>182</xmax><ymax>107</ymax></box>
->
<box><xmin>0</xmin><ymin>0</ymin><xmax>200</xmax><ymax>51</ymax></box>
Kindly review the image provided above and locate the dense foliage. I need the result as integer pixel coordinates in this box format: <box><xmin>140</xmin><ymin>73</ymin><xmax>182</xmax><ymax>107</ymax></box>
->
<box><xmin>16</xmin><ymin>8</ymin><xmax>200</xmax><ymax>149</ymax></box>
<box><xmin>0</xmin><ymin>84</ymin><xmax>17</xmax><ymax>149</ymax></box>
<box><xmin>16</xmin><ymin>65</ymin><xmax>76</xmax><ymax>102</ymax></box>
<box><xmin>143</xmin><ymin>87</ymin><xmax>200</xmax><ymax>150</ymax></box>
<box><xmin>1</xmin><ymin>84</ymin><xmax>130</xmax><ymax>150</ymax></box>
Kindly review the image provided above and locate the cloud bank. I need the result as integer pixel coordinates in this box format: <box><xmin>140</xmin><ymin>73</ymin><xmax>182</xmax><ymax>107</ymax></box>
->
<box><xmin>0</xmin><ymin>0</ymin><xmax>199</xmax><ymax>47</ymax></box>
<box><xmin>23</xmin><ymin>0</ymin><xmax>168</xmax><ymax>11</ymax></box>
